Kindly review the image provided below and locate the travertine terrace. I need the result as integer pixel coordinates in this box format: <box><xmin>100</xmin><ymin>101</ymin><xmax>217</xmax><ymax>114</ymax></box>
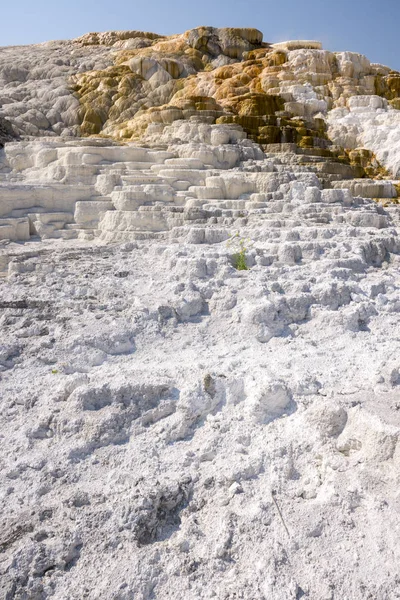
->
<box><xmin>0</xmin><ymin>27</ymin><xmax>400</xmax><ymax>600</ymax></box>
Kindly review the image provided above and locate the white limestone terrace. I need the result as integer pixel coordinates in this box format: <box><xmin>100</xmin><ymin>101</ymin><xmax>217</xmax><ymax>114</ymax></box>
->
<box><xmin>327</xmin><ymin>95</ymin><xmax>400</xmax><ymax>178</ymax></box>
<box><xmin>1</xmin><ymin>32</ymin><xmax>400</xmax><ymax>178</ymax></box>
<box><xmin>1</xmin><ymin>33</ymin><xmax>400</xmax><ymax>600</ymax></box>
<box><xmin>1</xmin><ymin>167</ymin><xmax>400</xmax><ymax>598</ymax></box>
<box><xmin>0</xmin><ymin>120</ymin><xmax>398</xmax><ymax>248</ymax></box>
<box><xmin>265</xmin><ymin>51</ymin><xmax>400</xmax><ymax>178</ymax></box>
<box><xmin>0</xmin><ymin>123</ymin><xmax>252</xmax><ymax>241</ymax></box>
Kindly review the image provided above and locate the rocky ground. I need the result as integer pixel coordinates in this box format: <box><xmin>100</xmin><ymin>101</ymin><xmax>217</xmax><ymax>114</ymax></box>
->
<box><xmin>1</xmin><ymin>201</ymin><xmax>400</xmax><ymax>599</ymax></box>
<box><xmin>0</xmin><ymin>117</ymin><xmax>17</xmax><ymax>147</ymax></box>
<box><xmin>1</xmin><ymin>26</ymin><xmax>400</xmax><ymax>600</ymax></box>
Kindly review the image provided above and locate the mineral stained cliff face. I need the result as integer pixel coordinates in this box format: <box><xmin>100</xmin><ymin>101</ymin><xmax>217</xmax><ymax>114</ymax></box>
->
<box><xmin>1</xmin><ymin>28</ymin><xmax>400</xmax><ymax>600</ymax></box>
<box><xmin>1</xmin><ymin>27</ymin><xmax>400</xmax><ymax>167</ymax></box>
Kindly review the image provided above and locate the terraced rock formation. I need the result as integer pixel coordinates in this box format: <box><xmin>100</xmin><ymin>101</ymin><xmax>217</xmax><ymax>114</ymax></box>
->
<box><xmin>1</xmin><ymin>27</ymin><xmax>400</xmax><ymax>244</ymax></box>
<box><xmin>1</xmin><ymin>27</ymin><xmax>400</xmax><ymax>172</ymax></box>
<box><xmin>1</xmin><ymin>27</ymin><xmax>400</xmax><ymax>600</ymax></box>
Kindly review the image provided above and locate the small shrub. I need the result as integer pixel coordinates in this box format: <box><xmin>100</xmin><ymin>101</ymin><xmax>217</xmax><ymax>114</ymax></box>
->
<box><xmin>233</xmin><ymin>246</ymin><xmax>248</xmax><ymax>270</ymax></box>
<box><xmin>228</xmin><ymin>233</ymin><xmax>249</xmax><ymax>271</ymax></box>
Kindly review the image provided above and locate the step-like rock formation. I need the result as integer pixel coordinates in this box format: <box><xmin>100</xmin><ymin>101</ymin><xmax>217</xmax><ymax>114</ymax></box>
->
<box><xmin>0</xmin><ymin>120</ymin><xmax>397</xmax><ymax>245</ymax></box>
<box><xmin>1</xmin><ymin>27</ymin><xmax>400</xmax><ymax>175</ymax></box>
<box><xmin>1</xmin><ymin>27</ymin><xmax>399</xmax><ymax>247</ymax></box>
<box><xmin>1</xmin><ymin>28</ymin><xmax>400</xmax><ymax>600</ymax></box>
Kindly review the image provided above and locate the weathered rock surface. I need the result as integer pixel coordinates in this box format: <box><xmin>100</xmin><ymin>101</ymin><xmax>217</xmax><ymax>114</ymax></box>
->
<box><xmin>0</xmin><ymin>116</ymin><xmax>17</xmax><ymax>146</ymax></box>
<box><xmin>1</xmin><ymin>210</ymin><xmax>400</xmax><ymax>599</ymax></box>
<box><xmin>1</xmin><ymin>27</ymin><xmax>400</xmax><ymax>176</ymax></box>
<box><xmin>1</xmin><ymin>27</ymin><xmax>400</xmax><ymax>600</ymax></box>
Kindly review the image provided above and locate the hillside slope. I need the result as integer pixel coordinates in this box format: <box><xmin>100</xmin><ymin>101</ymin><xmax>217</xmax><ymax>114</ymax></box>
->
<box><xmin>1</xmin><ymin>27</ymin><xmax>400</xmax><ymax>175</ymax></box>
<box><xmin>0</xmin><ymin>28</ymin><xmax>400</xmax><ymax>600</ymax></box>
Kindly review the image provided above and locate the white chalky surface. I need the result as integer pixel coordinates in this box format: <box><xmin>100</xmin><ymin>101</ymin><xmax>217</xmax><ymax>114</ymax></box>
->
<box><xmin>0</xmin><ymin>31</ymin><xmax>400</xmax><ymax>600</ymax></box>
<box><xmin>327</xmin><ymin>96</ymin><xmax>400</xmax><ymax>178</ymax></box>
<box><xmin>1</xmin><ymin>175</ymin><xmax>400</xmax><ymax>598</ymax></box>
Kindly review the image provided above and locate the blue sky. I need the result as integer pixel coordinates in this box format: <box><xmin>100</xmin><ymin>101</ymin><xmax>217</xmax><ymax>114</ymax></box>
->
<box><xmin>1</xmin><ymin>0</ymin><xmax>399</xmax><ymax>70</ymax></box>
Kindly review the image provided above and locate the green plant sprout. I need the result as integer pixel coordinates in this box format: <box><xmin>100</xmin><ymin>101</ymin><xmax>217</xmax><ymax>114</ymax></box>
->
<box><xmin>227</xmin><ymin>232</ymin><xmax>250</xmax><ymax>271</ymax></box>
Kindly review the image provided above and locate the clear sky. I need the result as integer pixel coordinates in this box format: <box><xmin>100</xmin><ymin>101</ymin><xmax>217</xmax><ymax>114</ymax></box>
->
<box><xmin>1</xmin><ymin>0</ymin><xmax>399</xmax><ymax>70</ymax></box>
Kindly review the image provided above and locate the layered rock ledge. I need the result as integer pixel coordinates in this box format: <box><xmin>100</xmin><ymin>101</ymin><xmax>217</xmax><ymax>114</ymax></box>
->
<box><xmin>1</xmin><ymin>28</ymin><xmax>400</xmax><ymax>600</ymax></box>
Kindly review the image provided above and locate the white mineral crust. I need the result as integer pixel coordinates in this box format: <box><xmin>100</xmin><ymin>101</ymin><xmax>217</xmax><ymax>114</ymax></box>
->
<box><xmin>0</xmin><ymin>34</ymin><xmax>400</xmax><ymax>600</ymax></box>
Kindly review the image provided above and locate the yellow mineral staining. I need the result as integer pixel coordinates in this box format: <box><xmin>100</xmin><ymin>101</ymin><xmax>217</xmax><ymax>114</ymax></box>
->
<box><xmin>380</xmin><ymin>195</ymin><xmax>400</xmax><ymax>207</ymax></box>
<box><xmin>374</xmin><ymin>71</ymin><xmax>400</xmax><ymax>104</ymax></box>
<box><xmin>151</xmin><ymin>37</ymin><xmax>190</xmax><ymax>54</ymax></box>
<box><xmin>386</xmin><ymin>73</ymin><xmax>400</xmax><ymax>99</ymax></box>
<box><xmin>185</xmin><ymin>27</ymin><xmax>263</xmax><ymax>59</ymax></box>
<box><xmin>217</xmin><ymin>27</ymin><xmax>264</xmax><ymax>59</ymax></box>
<box><xmin>70</xmin><ymin>29</ymin><xmax>289</xmax><ymax>141</ymax></box>
<box><xmin>70</xmin><ymin>27</ymin><xmax>400</xmax><ymax>161</ymax></box>
<box><xmin>230</xmin><ymin>93</ymin><xmax>284</xmax><ymax>117</ymax></box>
<box><xmin>347</xmin><ymin>149</ymin><xmax>390</xmax><ymax>180</ymax></box>
<box><xmin>71</xmin><ymin>65</ymin><xmax>139</xmax><ymax>135</ymax></box>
